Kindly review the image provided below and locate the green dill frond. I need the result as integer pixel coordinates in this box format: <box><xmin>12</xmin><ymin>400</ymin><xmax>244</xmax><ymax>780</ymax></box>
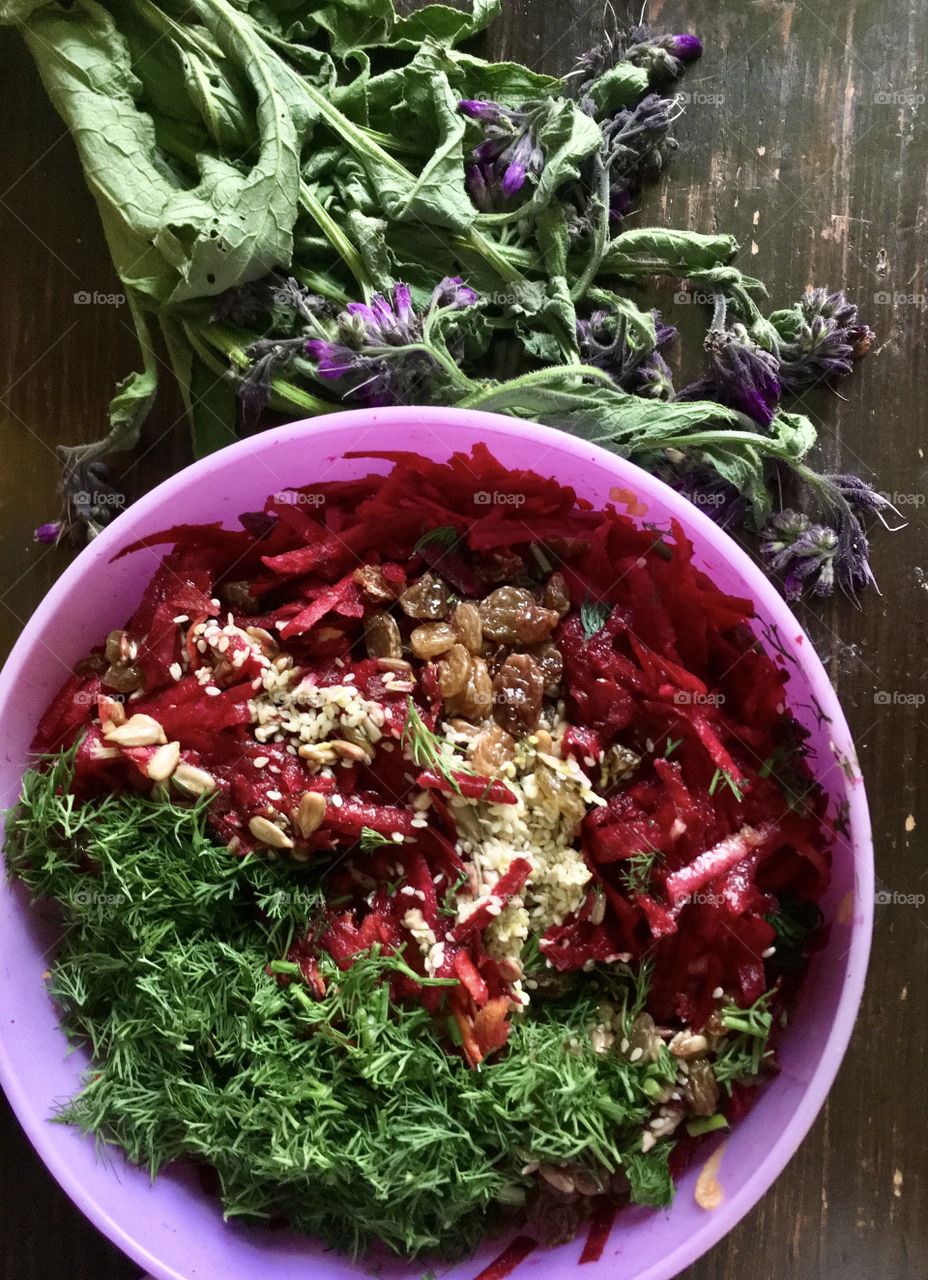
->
<box><xmin>620</xmin><ymin>849</ymin><xmax>662</xmax><ymax>896</ymax></box>
<box><xmin>359</xmin><ymin>826</ymin><xmax>394</xmax><ymax>852</ymax></box>
<box><xmin>580</xmin><ymin>598</ymin><xmax>611</xmax><ymax>640</ymax></box>
<box><xmin>412</xmin><ymin>525</ymin><xmax>460</xmax><ymax>555</ymax></box>
<box><xmin>708</xmin><ymin>768</ymin><xmax>744</xmax><ymax>801</ymax></box>
<box><xmin>5</xmin><ymin>752</ymin><xmax>683</xmax><ymax>1259</ymax></box>
<box><xmin>765</xmin><ymin>893</ymin><xmax>823</xmax><ymax>971</ymax></box>
<box><xmin>400</xmin><ymin>699</ymin><xmax>474</xmax><ymax>793</ymax></box>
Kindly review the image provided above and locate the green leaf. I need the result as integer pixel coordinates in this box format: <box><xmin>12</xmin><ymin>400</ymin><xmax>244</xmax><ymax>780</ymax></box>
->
<box><xmin>476</xmin><ymin>97</ymin><xmax>602</xmax><ymax>229</ymax></box>
<box><xmin>586</xmin><ymin>61</ymin><xmax>650</xmax><ymax>115</ymax></box>
<box><xmin>390</xmin><ymin>0</ymin><xmax>500</xmax><ymax>50</ymax></box>
<box><xmin>602</xmin><ymin>229</ymin><xmax>740</xmax><ymax>277</ymax></box>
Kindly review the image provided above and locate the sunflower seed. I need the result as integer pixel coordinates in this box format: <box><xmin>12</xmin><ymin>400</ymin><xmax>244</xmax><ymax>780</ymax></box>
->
<box><xmin>103</xmin><ymin>713</ymin><xmax>166</xmax><ymax>747</ymax></box>
<box><xmin>146</xmin><ymin>741</ymin><xmax>181</xmax><ymax>781</ymax></box>
<box><xmin>248</xmin><ymin>815</ymin><xmax>294</xmax><ymax>849</ymax></box>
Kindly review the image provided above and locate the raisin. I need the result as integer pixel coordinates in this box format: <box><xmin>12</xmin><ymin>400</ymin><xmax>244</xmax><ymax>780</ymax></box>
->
<box><xmin>353</xmin><ymin>564</ymin><xmax>399</xmax><ymax>605</ymax></box>
<box><xmin>364</xmin><ymin>611</ymin><xmax>402</xmax><ymax>658</ymax></box>
<box><xmin>684</xmin><ymin>1060</ymin><xmax>719</xmax><ymax>1117</ymax></box>
<box><xmin>102</xmin><ymin>662</ymin><xmax>144</xmax><ymax>694</ymax></box>
<box><xmin>438</xmin><ymin>643</ymin><xmax>472</xmax><ymax>699</ymax></box>
<box><xmin>527</xmin><ymin>640</ymin><xmax>563</xmax><ymax>694</ymax></box>
<box><xmin>493</xmin><ymin>652</ymin><xmax>544</xmax><ymax>735</ymax></box>
<box><xmin>450</xmin><ymin>601</ymin><xmax>482</xmax><ymax>654</ymax></box>
<box><xmin>399</xmin><ymin>572</ymin><xmax>451</xmax><ymax>620</ymax></box>
<box><xmin>542</xmin><ymin>571</ymin><xmax>571</xmax><ymax>616</ymax></box>
<box><xmin>474</xmin><ymin>548</ymin><xmax>524</xmax><ymax>585</ymax></box>
<box><xmin>536</xmin><ymin>763</ymin><xmax>586</xmax><ymax>828</ymax></box>
<box><xmin>446</xmin><ymin>656</ymin><xmax>493</xmax><ymax>720</ymax></box>
<box><xmin>410</xmin><ymin>622</ymin><xmax>456</xmax><ymax>660</ymax></box>
<box><xmin>222</xmin><ymin>580</ymin><xmax>258</xmax><ymax>612</ymax></box>
<box><xmin>480</xmin><ymin>587</ymin><xmax>559</xmax><ymax>645</ymax></box>
<box><xmin>471</xmin><ymin>723</ymin><xmax>515</xmax><ymax>775</ymax></box>
<box><xmin>626</xmin><ymin>1011</ymin><xmax>662</xmax><ymax>1063</ymax></box>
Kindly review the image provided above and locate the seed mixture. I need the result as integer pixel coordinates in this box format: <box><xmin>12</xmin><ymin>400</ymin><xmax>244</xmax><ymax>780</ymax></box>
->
<box><xmin>7</xmin><ymin>447</ymin><xmax>831</xmax><ymax>1257</ymax></box>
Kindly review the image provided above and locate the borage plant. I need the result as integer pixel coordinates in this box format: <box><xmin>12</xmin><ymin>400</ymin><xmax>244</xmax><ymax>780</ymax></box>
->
<box><xmin>3</xmin><ymin>0</ymin><xmax>895</xmax><ymax>597</ymax></box>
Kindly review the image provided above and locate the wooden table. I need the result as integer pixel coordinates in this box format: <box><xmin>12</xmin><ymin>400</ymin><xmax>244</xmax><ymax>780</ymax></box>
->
<box><xmin>0</xmin><ymin>2</ymin><xmax>924</xmax><ymax>1277</ymax></box>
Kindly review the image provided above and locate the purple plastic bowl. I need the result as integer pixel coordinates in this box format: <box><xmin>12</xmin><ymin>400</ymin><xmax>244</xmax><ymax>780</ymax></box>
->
<box><xmin>0</xmin><ymin>408</ymin><xmax>871</xmax><ymax>1280</ymax></box>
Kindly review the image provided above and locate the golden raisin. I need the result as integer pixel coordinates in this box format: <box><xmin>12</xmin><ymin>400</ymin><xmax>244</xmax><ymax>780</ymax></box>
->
<box><xmin>364</xmin><ymin>611</ymin><xmax>402</xmax><ymax>658</ymax></box>
<box><xmin>353</xmin><ymin>564</ymin><xmax>400</xmax><ymax>604</ymax></box>
<box><xmin>450</xmin><ymin>601</ymin><xmax>483</xmax><ymax>654</ymax></box>
<box><xmin>543</xmin><ymin>571</ymin><xmax>571</xmax><ymax>616</ymax></box>
<box><xmin>410</xmin><ymin>622</ymin><xmax>456</xmax><ymax>660</ymax></box>
<box><xmin>399</xmin><ymin>572</ymin><xmax>451</xmax><ymax>620</ymax></box>
<box><xmin>480</xmin><ymin>587</ymin><xmax>559</xmax><ymax>645</ymax></box>
<box><xmin>471</xmin><ymin>723</ymin><xmax>516</xmax><ymax>775</ymax></box>
<box><xmin>438</xmin><ymin>643</ymin><xmax>472</xmax><ymax>699</ymax></box>
<box><xmin>447</xmin><ymin>655</ymin><xmax>493</xmax><ymax>720</ymax></box>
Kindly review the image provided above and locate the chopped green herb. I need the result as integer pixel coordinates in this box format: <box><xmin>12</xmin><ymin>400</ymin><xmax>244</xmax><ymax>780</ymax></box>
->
<box><xmin>620</xmin><ymin>849</ymin><xmax>662</xmax><ymax>896</ymax></box>
<box><xmin>5</xmin><ymin>752</ymin><xmax>692</xmax><ymax>1258</ymax></box>
<box><xmin>360</xmin><ymin>826</ymin><xmax>394</xmax><ymax>852</ymax></box>
<box><xmin>686</xmin><ymin>1114</ymin><xmax>729</xmax><ymax>1138</ymax></box>
<box><xmin>708</xmin><ymin>768</ymin><xmax>744</xmax><ymax>802</ymax></box>
<box><xmin>765</xmin><ymin>893</ymin><xmax>823</xmax><ymax>971</ymax></box>
<box><xmin>412</xmin><ymin>526</ymin><xmax>460</xmax><ymax>556</ymax></box>
<box><xmin>581</xmin><ymin>598</ymin><xmax>611</xmax><ymax>640</ymax></box>
<box><xmin>401</xmin><ymin>698</ymin><xmax>474</xmax><ymax>795</ymax></box>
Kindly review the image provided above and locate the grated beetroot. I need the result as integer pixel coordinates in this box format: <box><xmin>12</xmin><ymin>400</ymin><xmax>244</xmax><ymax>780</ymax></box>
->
<box><xmin>36</xmin><ymin>445</ymin><xmax>831</xmax><ymax>1068</ymax></box>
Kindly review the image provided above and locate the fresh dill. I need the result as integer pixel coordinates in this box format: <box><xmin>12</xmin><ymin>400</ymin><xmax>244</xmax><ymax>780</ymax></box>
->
<box><xmin>663</xmin><ymin>737</ymin><xmax>683</xmax><ymax>758</ymax></box>
<box><xmin>400</xmin><ymin>699</ymin><xmax>475</xmax><ymax>794</ymax></box>
<box><xmin>412</xmin><ymin>525</ymin><xmax>460</xmax><ymax>556</ymax></box>
<box><xmin>360</xmin><ymin>826</ymin><xmax>395</xmax><ymax>852</ymax></box>
<box><xmin>621</xmin><ymin>849</ymin><xmax>662</xmax><ymax>896</ymax></box>
<box><xmin>713</xmin><ymin>993</ymin><xmax>775</xmax><ymax>1090</ymax></box>
<box><xmin>438</xmin><ymin>871</ymin><xmax>468</xmax><ymax>918</ymax></box>
<box><xmin>580</xmin><ymin>598</ymin><xmax>611</xmax><ymax>640</ymax></box>
<box><xmin>4</xmin><ymin>751</ymin><xmax>689</xmax><ymax>1258</ymax></box>
<box><xmin>765</xmin><ymin>893</ymin><xmax>823</xmax><ymax>971</ymax></box>
<box><xmin>708</xmin><ymin>768</ymin><xmax>744</xmax><ymax>802</ymax></box>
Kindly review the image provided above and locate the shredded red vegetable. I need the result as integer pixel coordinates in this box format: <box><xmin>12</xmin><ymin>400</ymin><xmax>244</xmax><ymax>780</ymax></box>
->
<box><xmin>38</xmin><ymin>444</ymin><xmax>831</xmax><ymax>1063</ymax></box>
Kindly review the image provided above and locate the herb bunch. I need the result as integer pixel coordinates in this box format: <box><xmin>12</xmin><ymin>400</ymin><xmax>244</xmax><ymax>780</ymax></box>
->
<box><xmin>5</xmin><ymin>750</ymin><xmax>685</xmax><ymax>1257</ymax></box>
<box><xmin>5</xmin><ymin>0</ymin><xmax>887</xmax><ymax>598</ymax></box>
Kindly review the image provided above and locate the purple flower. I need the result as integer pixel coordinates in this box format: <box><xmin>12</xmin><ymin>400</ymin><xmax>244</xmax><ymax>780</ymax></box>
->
<box><xmin>571</xmin><ymin>24</ymin><xmax>702</xmax><ymax>91</ymax></box>
<box><xmin>459</xmin><ymin>99</ymin><xmax>546</xmax><ymax>210</ymax></box>
<box><xmin>304</xmin><ymin>278</ymin><xmax>479</xmax><ymax>406</ymax></box>
<box><xmin>600</xmin><ymin>93</ymin><xmax>679</xmax><ymax>224</ymax></box>
<box><xmin>458</xmin><ymin>100</ymin><xmax>508</xmax><ymax>125</ymax></box>
<box><xmin>772</xmin><ymin>288</ymin><xmax>875</xmax><ymax>393</ymax></box>
<box><xmin>708</xmin><ymin>324</ymin><xmax>781</xmax><ymax>426</ymax></box>
<box><xmin>430</xmin><ymin>277</ymin><xmax>479</xmax><ymax>309</ymax></box>
<box><xmin>760</xmin><ymin>511</ymin><xmax>839</xmax><ymax>600</ymax></box>
<box><xmin>629</xmin><ymin>349</ymin><xmax>675</xmax><ymax>400</ymax></box>
<box><xmin>33</xmin><ymin>521</ymin><xmax>62</xmax><ymax>544</ymax></box>
<box><xmin>659</xmin><ymin>465</ymin><xmax>744</xmax><ymax>529</ymax></box>
<box><xmin>577</xmin><ymin>307</ymin><xmax>676</xmax><ymax>393</ymax></box>
<box><xmin>691</xmin><ymin>321</ymin><xmax>781</xmax><ymax>427</ymax></box>
<box><xmin>624</xmin><ymin>27</ymin><xmax>704</xmax><ymax>81</ymax></box>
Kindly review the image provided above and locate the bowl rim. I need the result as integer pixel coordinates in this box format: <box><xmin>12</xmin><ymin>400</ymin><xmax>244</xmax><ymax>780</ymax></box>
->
<box><xmin>0</xmin><ymin>406</ymin><xmax>873</xmax><ymax>1280</ymax></box>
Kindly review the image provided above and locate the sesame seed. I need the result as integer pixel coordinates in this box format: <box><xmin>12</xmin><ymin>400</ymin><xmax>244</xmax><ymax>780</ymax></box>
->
<box><xmin>172</xmin><ymin>614</ymin><xmax>189</xmax><ymax>624</ymax></box>
<box><xmin>205</xmin><ymin>687</ymin><xmax>221</xmax><ymax>697</ymax></box>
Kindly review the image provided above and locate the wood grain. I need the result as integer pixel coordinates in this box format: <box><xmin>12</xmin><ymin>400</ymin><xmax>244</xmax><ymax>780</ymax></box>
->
<box><xmin>0</xmin><ymin>2</ymin><xmax>925</xmax><ymax>1278</ymax></box>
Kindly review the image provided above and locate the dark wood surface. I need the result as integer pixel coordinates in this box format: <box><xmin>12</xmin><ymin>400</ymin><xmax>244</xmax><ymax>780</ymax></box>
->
<box><xmin>0</xmin><ymin>2</ymin><xmax>925</xmax><ymax>1277</ymax></box>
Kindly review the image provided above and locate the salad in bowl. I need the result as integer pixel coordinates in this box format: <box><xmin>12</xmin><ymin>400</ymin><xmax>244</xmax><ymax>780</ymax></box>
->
<box><xmin>0</xmin><ymin>410</ymin><xmax>870</xmax><ymax>1280</ymax></box>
